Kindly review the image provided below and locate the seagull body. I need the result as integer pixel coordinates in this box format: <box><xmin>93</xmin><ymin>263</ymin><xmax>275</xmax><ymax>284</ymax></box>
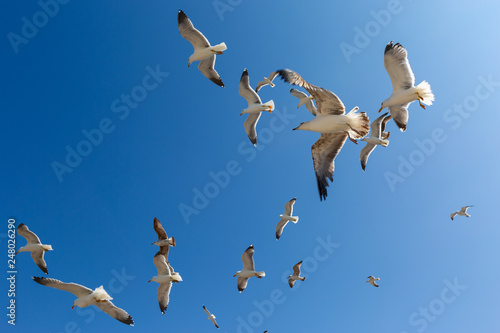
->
<box><xmin>239</xmin><ymin>69</ymin><xmax>275</xmax><ymax>146</ymax></box>
<box><xmin>203</xmin><ymin>305</ymin><xmax>220</xmax><ymax>329</ymax></box>
<box><xmin>379</xmin><ymin>41</ymin><xmax>434</xmax><ymax>131</ymax></box>
<box><xmin>276</xmin><ymin>69</ymin><xmax>370</xmax><ymax>200</ymax></box>
<box><xmin>234</xmin><ymin>245</ymin><xmax>265</xmax><ymax>292</ymax></box>
<box><xmin>152</xmin><ymin>217</ymin><xmax>176</xmax><ymax>248</ymax></box>
<box><xmin>276</xmin><ymin>198</ymin><xmax>299</xmax><ymax>240</ymax></box>
<box><xmin>366</xmin><ymin>276</ymin><xmax>380</xmax><ymax>287</ymax></box>
<box><xmin>288</xmin><ymin>261</ymin><xmax>306</xmax><ymax>288</ymax></box>
<box><xmin>451</xmin><ymin>206</ymin><xmax>473</xmax><ymax>220</ymax></box>
<box><xmin>255</xmin><ymin>71</ymin><xmax>278</xmax><ymax>92</ymax></box>
<box><xmin>290</xmin><ymin>89</ymin><xmax>317</xmax><ymax>116</ymax></box>
<box><xmin>32</xmin><ymin>277</ymin><xmax>134</xmax><ymax>325</ymax></box>
<box><xmin>360</xmin><ymin>112</ymin><xmax>392</xmax><ymax>171</ymax></box>
<box><xmin>16</xmin><ymin>223</ymin><xmax>52</xmax><ymax>274</ymax></box>
<box><xmin>178</xmin><ymin>10</ymin><xmax>226</xmax><ymax>87</ymax></box>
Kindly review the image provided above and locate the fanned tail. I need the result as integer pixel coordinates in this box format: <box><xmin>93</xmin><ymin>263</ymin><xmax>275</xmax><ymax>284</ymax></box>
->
<box><xmin>211</xmin><ymin>42</ymin><xmax>227</xmax><ymax>52</ymax></box>
<box><xmin>415</xmin><ymin>81</ymin><xmax>434</xmax><ymax>105</ymax></box>
<box><xmin>346</xmin><ymin>107</ymin><xmax>370</xmax><ymax>139</ymax></box>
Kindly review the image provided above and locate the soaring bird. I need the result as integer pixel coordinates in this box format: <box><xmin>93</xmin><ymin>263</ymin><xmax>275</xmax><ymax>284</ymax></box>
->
<box><xmin>239</xmin><ymin>69</ymin><xmax>275</xmax><ymax>146</ymax></box>
<box><xmin>203</xmin><ymin>305</ymin><xmax>220</xmax><ymax>329</ymax></box>
<box><xmin>148</xmin><ymin>248</ymin><xmax>182</xmax><ymax>314</ymax></box>
<box><xmin>276</xmin><ymin>69</ymin><xmax>370</xmax><ymax>200</ymax></box>
<box><xmin>32</xmin><ymin>277</ymin><xmax>134</xmax><ymax>325</ymax></box>
<box><xmin>152</xmin><ymin>217</ymin><xmax>176</xmax><ymax>248</ymax></box>
<box><xmin>276</xmin><ymin>197</ymin><xmax>299</xmax><ymax>240</ymax></box>
<box><xmin>16</xmin><ymin>223</ymin><xmax>53</xmax><ymax>274</ymax></box>
<box><xmin>360</xmin><ymin>112</ymin><xmax>392</xmax><ymax>171</ymax></box>
<box><xmin>288</xmin><ymin>261</ymin><xmax>306</xmax><ymax>288</ymax></box>
<box><xmin>255</xmin><ymin>71</ymin><xmax>278</xmax><ymax>92</ymax></box>
<box><xmin>366</xmin><ymin>276</ymin><xmax>380</xmax><ymax>287</ymax></box>
<box><xmin>178</xmin><ymin>10</ymin><xmax>226</xmax><ymax>87</ymax></box>
<box><xmin>450</xmin><ymin>206</ymin><xmax>473</xmax><ymax>220</ymax></box>
<box><xmin>379</xmin><ymin>41</ymin><xmax>434</xmax><ymax>131</ymax></box>
<box><xmin>233</xmin><ymin>245</ymin><xmax>265</xmax><ymax>292</ymax></box>
<box><xmin>290</xmin><ymin>88</ymin><xmax>317</xmax><ymax>116</ymax></box>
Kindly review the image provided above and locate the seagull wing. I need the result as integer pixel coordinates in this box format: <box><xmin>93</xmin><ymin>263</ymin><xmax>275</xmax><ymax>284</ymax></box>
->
<box><xmin>277</xmin><ymin>69</ymin><xmax>345</xmax><ymax>115</ymax></box>
<box><xmin>95</xmin><ymin>299</ymin><xmax>134</xmax><ymax>325</ymax></box>
<box><xmin>157</xmin><ymin>281</ymin><xmax>172</xmax><ymax>314</ymax></box>
<box><xmin>212</xmin><ymin>317</ymin><xmax>220</xmax><ymax>328</ymax></box>
<box><xmin>255</xmin><ymin>80</ymin><xmax>268</xmax><ymax>92</ymax></box>
<box><xmin>178</xmin><ymin>10</ymin><xmax>210</xmax><ymax>50</ymax></box>
<box><xmin>360</xmin><ymin>143</ymin><xmax>376</xmax><ymax>171</ymax></box>
<box><xmin>369</xmin><ymin>280</ymin><xmax>379</xmax><ymax>287</ymax></box>
<box><xmin>203</xmin><ymin>305</ymin><xmax>211</xmax><ymax>316</ymax></box>
<box><xmin>239</xmin><ymin>69</ymin><xmax>261</xmax><ymax>105</ymax></box>
<box><xmin>312</xmin><ymin>133</ymin><xmax>348</xmax><ymax>200</ymax></box>
<box><xmin>241</xmin><ymin>245</ymin><xmax>255</xmax><ymax>271</ymax></box>
<box><xmin>153</xmin><ymin>217</ymin><xmax>168</xmax><ymax>241</ymax></box>
<box><xmin>244</xmin><ymin>113</ymin><xmax>261</xmax><ymax>146</ymax></box>
<box><xmin>381</xmin><ymin>114</ymin><xmax>392</xmax><ymax>139</ymax></box>
<box><xmin>32</xmin><ymin>277</ymin><xmax>92</xmax><ymax>298</ymax></box>
<box><xmin>388</xmin><ymin>103</ymin><xmax>410</xmax><ymax>132</ymax></box>
<box><xmin>450</xmin><ymin>212</ymin><xmax>457</xmax><ymax>220</ymax></box>
<box><xmin>17</xmin><ymin>223</ymin><xmax>41</xmax><ymax>244</ymax></box>
<box><xmin>199</xmin><ymin>55</ymin><xmax>224</xmax><ymax>87</ymax></box>
<box><xmin>288</xmin><ymin>278</ymin><xmax>295</xmax><ymax>288</ymax></box>
<box><xmin>276</xmin><ymin>219</ymin><xmax>288</xmax><ymax>240</ymax></box>
<box><xmin>31</xmin><ymin>249</ymin><xmax>48</xmax><ymax>274</ymax></box>
<box><xmin>371</xmin><ymin>112</ymin><xmax>389</xmax><ymax>138</ymax></box>
<box><xmin>153</xmin><ymin>252</ymin><xmax>171</xmax><ymax>275</ymax></box>
<box><xmin>237</xmin><ymin>276</ymin><xmax>249</xmax><ymax>292</ymax></box>
<box><xmin>384</xmin><ymin>41</ymin><xmax>415</xmax><ymax>92</ymax></box>
<box><xmin>284</xmin><ymin>197</ymin><xmax>296</xmax><ymax>216</ymax></box>
<box><xmin>461</xmin><ymin>206</ymin><xmax>472</xmax><ymax>213</ymax></box>
<box><xmin>292</xmin><ymin>261</ymin><xmax>303</xmax><ymax>276</ymax></box>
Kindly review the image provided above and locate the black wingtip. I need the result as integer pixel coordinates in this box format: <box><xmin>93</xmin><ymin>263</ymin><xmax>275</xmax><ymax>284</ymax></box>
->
<box><xmin>316</xmin><ymin>176</ymin><xmax>328</xmax><ymax>201</ymax></box>
<box><xmin>32</xmin><ymin>276</ymin><xmax>45</xmax><ymax>285</ymax></box>
<box><xmin>119</xmin><ymin>315</ymin><xmax>134</xmax><ymax>326</ymax></box>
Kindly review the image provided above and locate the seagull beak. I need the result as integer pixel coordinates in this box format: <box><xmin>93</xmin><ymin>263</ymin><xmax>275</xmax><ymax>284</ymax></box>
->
<box><xmin>378</xmin><ymin>105</ymin><xmax>383</xmax><ymax>113</ymax></box>
<box><xmin>292</xmin><ymin>126</ymin><xmax>299</xmax><ymax>131</ymax></box>
<box><xmin>15</xmin><ymin>250</ymin><xmax>19</xmax><ymax>255</ymax></box>
<box><xmin>147</xmin><ymin>279</ymin><xmax>151</xmax><ymax>283</ymax></box>
<box><xmin>71</xmin><ymin>305</ymin><xmax>75</xmax><ymax>309</ymax></box>
<box><xmin>233</xmin><ymin>274</ymin><xmax>237</xmax><ymax>277</ymax></box>
<box><xmin>188</xmin><ymin>62</ymin><xmax>191</xmax><ymax>67</ymax></box>
<box><xmin>240</xmin><ymin>111</ymin><xmax>244</xmax><ymax>116</ymax></box>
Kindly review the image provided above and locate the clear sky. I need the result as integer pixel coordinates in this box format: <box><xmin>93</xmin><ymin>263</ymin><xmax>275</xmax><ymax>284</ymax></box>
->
<box><xmin>2</xmin><ymin>0</ymin><xmax>500</xmax><ymax>332</ymax></box>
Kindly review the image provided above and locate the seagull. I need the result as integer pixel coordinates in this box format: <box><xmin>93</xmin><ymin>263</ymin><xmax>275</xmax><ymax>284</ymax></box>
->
<box><xmin>255</xmin><ymin>71</ymin><xmax>278</xmax><ymax>92</ymax></box>
<box><xmin>366</xmin><ymin>276</ymin><xmax>380</xmax><ymax>287</ymax></box>
<box><xmin>239</xmin><ymin>69</ymin><xmax>275</xmax><ymax>146</ymax></box>
<box><xmin>360</xmin><ymin>112</ymin><xmax>392</xmax><ymax>171</ymax></box>
<box><xmin>16</xmin><ymin>223</ymin><xmax>53</xmax><ymax>274</ymax></box>
<box><xmin>290</xmin><ymin>88</ymin><xmax>317</xmax><ymax>116</ymax></box>
<box><xmin>451</xmin><ymin>206</ymin><xmax>474</xmax><ymax>220</ymax></box>
<box><xmin>178</xmin><ymin>9</ymin><xmax>226</xmax><ymax>87</ymax></box>
<box><xmin>276</xmin><ymin>197</ymin><xmax>299</xmax><ymax>240</ymax></box>
<box><xmin>379</xmin><ymin>41</ymin><xmax>435</xmax><ymax>131</ymax></box>
<box><xmin>234</xmin><ymin>245</ymin><xmax>265</xmax><ymax>292</ymax></box>
<box><xmin>288</xmin><ymin>261</ymin><xmax>306</xmax><ymax>288</ymax></box>
<box><xmin>152</xmin><ymin>217</ymin><xmax>176</xmax><ymax>248</ymax></box>
<box><xmin>32</xmin><ymin>277</ymin><xmax>134</xmax><ymax>325</ymax></box>
<box><xmin>203</xmin><ymin>305</ymin><xmax>220</xmax><ymax>329</ymax></box>
<box><xmin>276</xmin><ymin>69</ymin><xmax>370</xmax><ymax>200</ymax></box>
<box><xmin>148</xmin><ymin>248</ymin><xmax>182</xmax><ymax>314</ymax></box>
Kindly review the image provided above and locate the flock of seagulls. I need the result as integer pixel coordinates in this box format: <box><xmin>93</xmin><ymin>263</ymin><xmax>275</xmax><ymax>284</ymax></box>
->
<box><xmin>14</xmin><ymin>8</ymin><xmax>476</xmax><ymax>330</ymax></box>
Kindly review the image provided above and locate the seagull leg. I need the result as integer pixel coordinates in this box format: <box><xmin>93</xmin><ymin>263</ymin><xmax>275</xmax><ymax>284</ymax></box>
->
<box><xmin>347</xmin><ymin>132</ymin><xmax>357</xmax><ymax>145</ymax></box>
<box><xmin>416</xmin><ymin>93</ymin><xmax>426</xmax><ymax>109</ymax></box>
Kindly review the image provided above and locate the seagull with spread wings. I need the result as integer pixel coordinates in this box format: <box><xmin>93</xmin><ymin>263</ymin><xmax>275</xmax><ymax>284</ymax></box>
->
<box><xmin>32</xmin><ymin>277</ymin><xmax>134</xmax><ymax>325</ymax></box>
<box><xmin>276</xmin><ymin>197</ymin><xmax>299</xmax><ymax>240</ymax></box>
<box><xmin>233</xmin><ymin>245</ymin><xmax>265</xmax><ymax>292</ymax></box>
<box><xmin>148</xmin><ymin>249</ymin><xmax>182</xmax><ymax>314</ymax></box>
<box><xmin>203</xmin><ymin>305</ymin><xmax>220</xmax><ymax>329</ymax></box>
<box><xmin>178</xmin><ymin>10</ymin><xmax>226</xmax><ymax>87</ymax></box>
<box><xmin>451</xmin><ymin>206</ymin><xmax>474</xmax><ymax>220</ymax></box>
<box><xmin>152</xmin><ymin>217</ymin><xmax>176</xmax><ymax>248</ymax></box>
<box><xmin>276</xmin><ymin>69</ymin><xmax>370</xmax><ymax>200</ymax></box>
<box><xmin>379</xmin><ymin>41</ymin><xmax>434</xmax><ymax>131</ymax></box>
<box><xmin>366</xmin><ymin>276</ymin><xmax>380</xmax><ymax>287</ymax></box>
<box><xmin>290</xmin><ymin>88</ymin><xmax>317</xmax><ymax>116</ymax></box>
<box><xmin>360</xmin><ymin>112</ymin><xmax>392</xmax><ymax>171</ymax></box>
<box><xmin>239</xmin><ymin>69</ymin><xmax>275</xmax><ymax>146</ymax></box>
<box><xmin>16</xmin><ymin>223</ymin><xmax>53</xmax><ymax>274</ymax></box>
<box><xmin>288</xmin><ymin>261</ymin><xmax>306</xmax><ymax>288</ymax></box>
<box><xmin>255</xmin><ymin>71</ymin><xmax>278</xmax><ymax>92</ymax></box>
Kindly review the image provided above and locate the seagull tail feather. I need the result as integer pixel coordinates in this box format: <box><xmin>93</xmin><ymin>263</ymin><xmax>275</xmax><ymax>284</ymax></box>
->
<box><xmin>415</xmin><ymin>81</ymin><xmax>434</xmax><ymax>105</ymax></box>
<box><xmin>211</xmin><ymin>42</ymin><xmax>227</xmax><ymax>52</ymax></box>
<box><xmin>346</xmin><ymin>110</ymin><xmax>370</xmax><ymax>139</ymax></box>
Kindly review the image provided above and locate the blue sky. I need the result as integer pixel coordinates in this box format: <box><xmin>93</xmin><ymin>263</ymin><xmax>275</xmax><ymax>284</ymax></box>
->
<box><xmin>2</xmin><ymin>0</ymin><xmax>500</xmax><ymax>332</ymax></box>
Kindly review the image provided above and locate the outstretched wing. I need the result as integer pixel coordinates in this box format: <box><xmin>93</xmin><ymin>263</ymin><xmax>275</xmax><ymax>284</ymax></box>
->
<box><xmin>384</xmin><ymin>41</ymin><xmax>415</xmax><ymax>92</ymax></box>
<box><xmin>95</xmin><ymin>299</ymin><xmax>134</xmax><ymax>325</ymax></box>
<box><xmin>239</xmin><ymin>69</ymin><xmax>261</xmax><ymax>105</ymax></box>
<box><xmin>199</xmin><ymin>55</ymin><xmax>224</xmax><ymax>87</ymax></box>
<box><xmin>178</xmin><ymin>10</ymin><xmax>210</xmax><ymax>50</ymax></box>
<box><xmin>32</xmin><ymin>277</ymin><xmax>92</xmax><ymax>298</ymax></box>
<box><xmin>17</xmin><ymin>223</ymin><xmax>42</xmax><ymax>244</ymax></box>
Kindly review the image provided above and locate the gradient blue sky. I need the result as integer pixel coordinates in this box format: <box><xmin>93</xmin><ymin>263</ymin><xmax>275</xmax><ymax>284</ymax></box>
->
<box><xmin>3</xmin><ymin>1</ymin><xmax>500</xmax><ymax>332</ymax></box>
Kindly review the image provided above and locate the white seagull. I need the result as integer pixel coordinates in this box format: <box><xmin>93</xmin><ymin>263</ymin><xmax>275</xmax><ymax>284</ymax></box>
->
<box><xmin>366</xmin><ymin>276</ymin><xmax>380</xmax><ymax>287</ymax></box>
<box><xmin>360</xmin><ymin>112</ymin><xmax>392</xmax><ymax>171</ymax></box>
<box><xmin>203</xmin><ymin>305</ymin><xmax>220</xmax><ymax>329</ymax></box>
<box><xmin>276</xmin><ymin>197</ymin><xmax>299</xmax><ymax>240</ymax></box>
<box><xmin>152</xmin><ymin>217</ymin><xmax>176</xmax><ymax>248</ymax></box>
<box><xmin>451</xmin><ymin>206</ymin><xmax>474</xmax><ymax>220</ymax></box>
<box><xmin>178</xmin><ymin>9</ymin><xmax>226</xmax><ymax>87</ymax></box>
<box><xmin>148</xmin><ymin>249</ymin><xmax>182</xmax><ymax>314</ymax></box>
<box><xmin>239</xmin><ymin>69</ymin><xmax>275</xmax><ymax>146</ymax></box>
<box><xmin>276</xmin><ymin>69</ymin><xmax>370</xmax><ymax>200</ymax></box>
<box><xmin>32</xmin><ymin>277</ymin><xmax>134</xmax><ymax>325</ymax></box>
<box><xmin>16</xmin><ymin>223</ymin><xmax>53</xmax><ymax>274</ymax></box>
<box><xmin>255</xmin><ymin>71</ymin><xmax>278</xmax><ymax>92</ymax></box>
<box><xmin>290</xmin><ymin>88</ymin><xmax>317</xmax><ymax>116</ymax></box>
<box><xmin>234</xmin><ymin>245</ymin><xmax>265</xmax><ymax>292</ymax></box>
<box><xmin>379</xmin><ymin>41</ymin><xmax>435</xmax><ymax>131</ymax></box>
<box><xmin>288</xmin><ymin>261</ymin><xmax>306</xmax><ymax>288</ymax></box>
